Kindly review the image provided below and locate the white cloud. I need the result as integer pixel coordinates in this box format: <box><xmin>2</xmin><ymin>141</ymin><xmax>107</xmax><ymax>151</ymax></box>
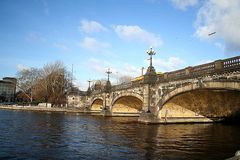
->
<box><xmin>214</xmin><ymin>42</ymin><xmax>224</xmax><ymax>51</ymax></box>
<box><xmin>80</xmin><ymin>37</ymin><xmax>110</xmax><ymax>53</ymax></box>
<box><xmin>25</xmin><ymin>32</ymin><xmax>46</xmax><ymax>43</ymax></box>
<box><xmin>79</xmin><ymin>82</ymin><xmax>89</xmax><ymax>91</ymax></box>
<box><xmin>73</xmin><ymin>80</ymin><xmax>88</xmax><ymax>91</ymax></box>
<box><xmin>88</xmin><ymin>58</ymin><xmax>110</xmax><ymax>75</ymax></box>
<box><xmin>82</xmin><ymin>56</ymin><xmax>184</xmax><ymax>89</ymax></box>
<box><xmin>171</xmin><ymin>0</ymin><xmax>198</xmax><ymax>10</ymax></box>
<box><xmin>110</xmin><ymin>63</ymin><xmax>140</xmax><ymax>80</ymax></box>
<box><xmin>151</xmin><ymin>57</ymin><xmax>185</xmax><ymax>72</ymax></box>
<box><xmin>114</xmin><ymin>25</ymin><xmax>162</xmax><ymax>47</ymax></box>
<box><xmin>87</xmin><ymin>58</ymin><xmax>141</xmax><ymax>84</ymax></box>
<box><xmin>53</xmin><ymin>43</ymin><xmax>69</xmax><ymax>51</ymax></box>
<box><xmin>195</xmin><ymin>59</ymin><xmax>213</xmax><ymax>65</ymax></box>
<box><xmin>16</xmin><ymin>64</ymin><xmax>29</xmax><ymax>71</ymax></box>
<box><xmin>195</xmin><ymin>0</ymin><xmax>240</xmax><ymax>52</ymax></box>
<box><xmin>80</xmin><ymin>19</ymin><xmax>107</xmax><ymax>34</ymax></box>
<box><xmin>121</xmin><ymin>63</ymin><xmax>140</xmax><ymax>77</ymax></box>
<box><xmin>41</xmin><ymin>0</ymin><xmax>49</xmax><ymax>15</ymax></box>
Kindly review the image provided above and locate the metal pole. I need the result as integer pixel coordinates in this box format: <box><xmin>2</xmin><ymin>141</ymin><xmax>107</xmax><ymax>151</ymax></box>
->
<box><xmin>106</xmin><ymin>68</ymin><xmax>112</xmax><ymax>81</ymax></box>
<box><xmin>150</xmin><ymin>54</ymin><xmax>152</xmax><ymax>67</ymax></box>
<box><xmin>146</xmin><ymin>47</ymin><xmax>156</xmax><ymax>68</ymax></box>
<box><xmin>88</xmin><ymin>80</ymin><xmax>91</xmax><ymax>88</ymax></box>
<box><xmin>141</xmin><ymin>67</ymin><xmax>144</xmax><ymax>76</ymax></box>
<box><xmin>71</xmin><ymin>64</ymin><xmax>73</xmax><ymax>87</ymax></box>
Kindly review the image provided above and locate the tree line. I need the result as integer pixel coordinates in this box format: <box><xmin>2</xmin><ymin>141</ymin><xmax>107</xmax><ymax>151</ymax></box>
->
<box><xmin>16</xmin><ymin>61</ymin><xmax>72</xmax><ymax>107</ymax></box>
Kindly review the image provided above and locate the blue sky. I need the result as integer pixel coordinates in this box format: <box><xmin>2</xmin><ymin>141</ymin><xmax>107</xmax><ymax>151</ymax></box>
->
<box><xmin>1</xmin><ymin>0</ymin><xmax>240</xmax><ymax>90</ymax></box>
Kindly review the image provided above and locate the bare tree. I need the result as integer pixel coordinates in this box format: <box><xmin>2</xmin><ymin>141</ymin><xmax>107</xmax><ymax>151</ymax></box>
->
<box><xmin>91</xmin><ymin>79</ymin><xmax>108</xmax><ymax>91</ymax></box>
<box><xmin>17</xmin><ymin>68</ymin><xmax>40</xmax><ymax>103</ymax></box>
<box><xmin>36</xmin><ymin>61</ymin><xmax>71</xmax><ymax>107</ymax></box>
<box><xmin>118</xmin><ymin>75</ymin><xmax>133</xmax><ymax>84</ymax></box>
<box><xmin>17</xmin><ymin>61</ymin><xmax>72</xmax><ymax>107</ymax></box>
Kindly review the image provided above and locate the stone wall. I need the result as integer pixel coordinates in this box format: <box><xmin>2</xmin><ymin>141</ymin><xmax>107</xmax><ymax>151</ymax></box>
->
<box><xmin>159</xmin><ymin>102</ymin><xmax>205</xmax><ymax>118</ymax></box>
<box><xmin>91</xmin><ymin>99</ymin><xmax>103</xmax><ymax>111</ymax></box>
<box><xmin>111</xmin><ymin>96</ymin><xmax>142</xmax><ymax>113</ymax></box>
<box><xmin>162</xmin><ymin>90</ymin><xmax>240</xmax><ymax>119</ymax></box>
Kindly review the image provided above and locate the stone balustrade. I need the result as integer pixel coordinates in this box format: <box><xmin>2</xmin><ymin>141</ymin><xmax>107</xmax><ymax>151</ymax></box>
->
<box><xmin>90</xmin><ymin>56</ymin><xmax>240</xmax><ymax>93</ymax></box>
<box><xmin>162</xmin><ymin>56</ymin><xmax>240</xmax><ymax>82</ymax></box>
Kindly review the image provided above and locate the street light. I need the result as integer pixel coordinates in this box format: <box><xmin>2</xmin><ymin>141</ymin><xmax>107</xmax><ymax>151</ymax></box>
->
<box><xmin>87</xmin><ymin>80</ymin><xmax>92</xmax><ymax>95</ymax></box>
<box><xmin>144</xmin><ymin>47</ymin><xmax>157</xmax><ymax>113</ymax></box>
<box><xmin>141</xmin><ymin>67</ymin><xmax>144</xmax><ymax>76</ymax></box>
<box><xmin>104</xmin><ymin>68</ymin><xmax>112</xmax><ymax>94</ymax></box>
<box><xmin>146</xmin><ymin>47</ymin><xmax>156</xmax><ymax>68</ymax></box>
<box><xmin>106</xmin><ymin>68</ymin><xmax>112</xmax><ymax>82</ymax></box>
<box><xmin>88</xmin><ymin>80</ymin><xmax>91</xmax><ymax>89</ymax></box>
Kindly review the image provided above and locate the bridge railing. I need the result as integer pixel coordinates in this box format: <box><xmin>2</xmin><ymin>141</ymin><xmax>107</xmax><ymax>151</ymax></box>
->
<box><xmin>91</xmin><ymin>90</ymin><xmax>103</xmax><ymax>95</ymax></box>
<box><xmin>111</xmin><ymin>82</ymin><xmax>133</xmax><ymax>91</ymax></box>
<box><xmin>223</xmin><ymin>56</ymin><xmax>240</xmax><ymax>71</ymax></box>
<box><xmin>160</xmin><ymin>56</ymin><xmax>240</xmax><ymax>82</ymax></box>
<box><xmin>90</xmin><ymin>56</ymin><xmax>240</xmax><ymax>95</ymax></box>
<box><xmin>166</xmin><ymin>69</ymin><xmax>186</xmax><ymax>81</ymax></box>
<box><xmin>191</xmin><ymin>62</ymin><xmax>215</xmax><ymax>77</ymax></box>
<box><xmin>90</xmin><ymin>81</ymin><xmax>143</xmax><ymax>94</ymax></box>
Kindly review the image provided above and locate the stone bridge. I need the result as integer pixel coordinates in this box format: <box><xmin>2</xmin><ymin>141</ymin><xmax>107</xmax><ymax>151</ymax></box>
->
<box><xmin>83</xmin><ymin>56</ymin><xmax>240</xmax><ymax>123</ymax></box>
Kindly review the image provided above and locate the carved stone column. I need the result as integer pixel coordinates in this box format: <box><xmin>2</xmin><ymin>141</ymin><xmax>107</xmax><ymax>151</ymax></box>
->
<box><xmin>214</xmin><ymin>60</ymin><xmax>223</xmax><ymax>74</ymax></box>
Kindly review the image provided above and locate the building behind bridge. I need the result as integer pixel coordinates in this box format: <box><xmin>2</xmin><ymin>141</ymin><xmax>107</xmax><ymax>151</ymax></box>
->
<box><xmin>67</xmin><ymin>86</ymin><xmax>87</xmax><ymax>108</ymax></box>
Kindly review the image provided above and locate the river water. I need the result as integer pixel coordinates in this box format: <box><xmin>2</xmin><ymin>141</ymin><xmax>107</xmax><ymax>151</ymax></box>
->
<box><xmin>0</xmin><ymin>110</ymin><xmax>239</xmax><ymax>160</ymax></box>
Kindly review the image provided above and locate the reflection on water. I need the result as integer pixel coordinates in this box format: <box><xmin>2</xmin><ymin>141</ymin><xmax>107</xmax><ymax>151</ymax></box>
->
<box><xmin>0</xmin><ymin>110</ymin><xmax>239</xmax><ymax>160</ymax></box>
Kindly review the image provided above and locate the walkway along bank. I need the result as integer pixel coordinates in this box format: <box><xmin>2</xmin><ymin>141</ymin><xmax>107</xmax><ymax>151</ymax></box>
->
<box><xmin>72</xmin><ymin>49</ymin><xmax>240</xmax><ymax>124</ymax></box>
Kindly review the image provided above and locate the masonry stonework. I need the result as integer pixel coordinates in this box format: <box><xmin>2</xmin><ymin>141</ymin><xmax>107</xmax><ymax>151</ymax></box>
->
<box><xmin>82</xmin><ymin>56</ymin><xmax>240</xmax><ymax>123</ymax></box>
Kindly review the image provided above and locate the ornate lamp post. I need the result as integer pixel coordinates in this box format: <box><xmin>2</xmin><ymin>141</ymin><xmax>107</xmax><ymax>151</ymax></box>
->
<box><xmin>144</xmin><ymin>47</ymin><xmax>157</xmax><ymax>83</ymax></box>
<box><xmin>146</xmin><ymin>47</ymin><xmax>157</xmax><ymax>74</ymax></box>
<box><xmin>106</xmin><ymin>68</ymin><xmax>112</xmax><ymax>82</ymax></box>
<box><xmin>102</xmin><ymin>68</ymin><xmax>112</xmax><ymax>112</ymax></box>
<box><xmin>88</xmin><ymin>80</ymin><xmax>91</xmax><ymax>89</ymax></box>
<box><xmin>144</xmin><ymin>47</ymin><xmax>158</xmax><ymax>113</ymax></box>
<box><xmin>104</xmin><ymin>68</ymin><xmax>112</xmax><ymax>93</ymax></box>
<box><xmin>147</xmin><ymin>47</ymin><xmax>156</xmax><ymax>69</ymax></box>
<box><xmin>141</xmin><ymin>67</ymin><xmax>144</xmax><ymax>76</ymax></box>
<box><xmin>87</xmin><ymin>80</ymin><xmax>92</xmax><ymax>95</ymax></box>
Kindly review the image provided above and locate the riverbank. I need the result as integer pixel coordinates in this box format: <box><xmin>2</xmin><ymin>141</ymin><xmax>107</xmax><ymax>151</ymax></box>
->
<box><xmin>0</xmin><ymin>105</ymin><xmax>231</xmax><ymax>123</ymax></box>
<box><xmin>0</xmin><ymin>105</ymin><xmax>90</xmax><ymax>114</ymax></box>
<box><xmin>0</xmin><ymin>105</ymin><xmax>140</xmax><ymax>117</ymax></box>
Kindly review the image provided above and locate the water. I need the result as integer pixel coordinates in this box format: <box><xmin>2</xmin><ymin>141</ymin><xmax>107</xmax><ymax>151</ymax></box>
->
<box><xmin>0</xmin><ymin>110</ymin><xmax>239</xmax><ymax>160</ymax></box>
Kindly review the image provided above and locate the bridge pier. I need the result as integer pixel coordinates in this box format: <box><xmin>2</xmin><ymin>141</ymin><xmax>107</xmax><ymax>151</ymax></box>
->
<box><xmin>138</xmin><ymin>47</ymin><xmax>160</xmax><ymax>123</ymax></box>
<box><xmin>138</xmin><ymin>112</ymin><xmax>159</xmax><ymax>124</ymax></box>
<box><xmin>142</xmin><ymin>84</ymin><xmax>151</xmax><ymax>112</ymax></box>
<box><xmin>139</xmin><ymin>110</ymin><xmax>214</xmax><ymax>124</ymax></box>
<box><xmin>101</xmin><ymin>108</ymin><xmax>112</xmax><ymax>116</ymax></box>
<box><xmin>101</xmin><ymin>92</ymin><xmax>112</xmax><ymax>116</ymax></box>
<box><xmin>138</xmin><ymin>83</ymin><xmax>160</xmax><ymax>123</ymax></box>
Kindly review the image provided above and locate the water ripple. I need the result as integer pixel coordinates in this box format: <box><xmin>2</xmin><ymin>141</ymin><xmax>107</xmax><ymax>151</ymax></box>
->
<box><xmin>0</xmin><ymin>110</ymin><xmax>239</xmax><ymax>159</ymax></box>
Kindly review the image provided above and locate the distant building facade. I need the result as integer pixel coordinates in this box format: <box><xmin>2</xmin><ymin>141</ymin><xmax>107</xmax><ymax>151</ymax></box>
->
<box><xmin>67</xmin><ymin>87</ymin><xmax>87</xmax><ymax>108</ymax></box>
<box><xmin>0</xmin><ymin>77</ymin><xmax>17</xmax><ymax>103</ymax></box>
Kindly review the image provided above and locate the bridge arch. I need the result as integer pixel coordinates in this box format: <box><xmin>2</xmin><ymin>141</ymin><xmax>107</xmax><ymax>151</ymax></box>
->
<box><xmin>111</xmin><ymin>93</ymin><xmax>143</xmax><ymax>113</ymax></box>
<box><xmin>159</xmin><ymin>81</ymin><xmax>240</xmax><ymax>107</ymax></box>
<box><xmin>90</xmin><ymin>97</ymin><xmax>104</xmax><ymax>111</ymax></box>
